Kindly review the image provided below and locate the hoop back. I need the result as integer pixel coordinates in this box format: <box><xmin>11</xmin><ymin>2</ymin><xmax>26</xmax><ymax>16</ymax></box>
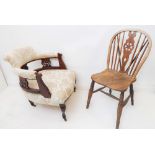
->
<box><xmin>107</xmin><ymin>29</ymin><xmax>152</xmax><ymax>77</ymax></box>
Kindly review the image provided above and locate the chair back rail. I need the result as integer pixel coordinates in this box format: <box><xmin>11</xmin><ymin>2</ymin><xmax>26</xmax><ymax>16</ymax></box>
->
<box><xmin>21</xmin><ymin>53</ymin><xmax>67</xmax><ymax>70</ymax></box>
<box><xmin>19</xmin><ymin>53</ymin><xmax>67</xmax><ymax>98</ymax></box>
<box><xmin>107</xmin><ymin>29</ymin><xmax>152</xmax><ymax>77</ymax></box>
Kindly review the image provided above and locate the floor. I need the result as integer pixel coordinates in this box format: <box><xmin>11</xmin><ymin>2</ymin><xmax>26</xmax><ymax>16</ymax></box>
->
<box><xmin>0</xmin><ymin>86</ymin><xmax>155</xmax><ymax>129</ymax></box>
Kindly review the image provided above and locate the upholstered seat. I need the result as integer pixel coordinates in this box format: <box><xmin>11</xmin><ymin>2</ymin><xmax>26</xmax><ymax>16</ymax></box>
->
<box><xmin>26</xmin><ymin>70</ymin><xmax>76</xmax><ymax>106</ymax></box>
<box><xmin>5</xmin><ymin>47</ymin><xmax>76</xmax><ymax>121</ymax></box>
<box><xmin>92</xmin><ymin>69</ymin><xmax>136</xmax><ymax>91</ymax></box>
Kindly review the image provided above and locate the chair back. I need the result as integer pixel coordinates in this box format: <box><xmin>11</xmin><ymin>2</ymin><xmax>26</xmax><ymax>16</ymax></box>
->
<box><xmin>4</xmin><ymin>47</ymin><xmax>37</xmax><ymax>68</ymax></box>
<box><xmin>107</xmin><ymin>29</ymin><xmax>152</xmax><ymax>77</ymax></box>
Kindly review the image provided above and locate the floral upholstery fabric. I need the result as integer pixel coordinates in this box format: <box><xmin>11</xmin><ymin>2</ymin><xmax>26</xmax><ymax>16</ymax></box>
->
<box><xmin>4</xmin><ymin>47</ymin><xmax>76</xmax><ymax>106</ymax></box>
<box><xmin>25</xmin><ymin>70</ymin><xmax>76</xmax><ymax>106</ymax></box>
<box><xmin>4</xmin><ymin>47</ymin><xmax>58</xmax><ymax>68</ymax></box>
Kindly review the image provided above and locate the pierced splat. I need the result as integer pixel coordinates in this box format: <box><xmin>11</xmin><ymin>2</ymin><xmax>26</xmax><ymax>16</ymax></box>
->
<box><xmin>120</xmin><ymin>32</ymin><xmax>136</xmax><ymax>72</ymax></box>
<box><xmin>41</xmin><ymin>58</ymin><xmax>51</xmax><ymax>68</ymax></box>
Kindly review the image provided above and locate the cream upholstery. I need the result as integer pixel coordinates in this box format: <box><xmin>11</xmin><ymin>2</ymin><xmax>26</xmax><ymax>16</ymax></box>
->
<box><xmin>26</xmin><ymin>70</ymin><xmax>76</xmax><ymax>106</ymax></box>
<box><xmin>4</xmin><ymin>47</ymin><xmax>59</xmax><ymax>79</ymax></box>
<box><xmin>4</xmin><ymin>47</ymin><xmax>58</xmax><ymax>68</ymax></box>
<box><xmin>4</xmin><ymin>47</ymin><xmax>37</xmax><ymax>68</ymax></box>
<box><xmin>14</xmin><ymin>68</ymin><xmax>37</xmax><ymax>79</ymax></box>
<box><xmin>4</xmin><ymin>47</ymin><xmax>76</xmax><ymax>106</ymax></box>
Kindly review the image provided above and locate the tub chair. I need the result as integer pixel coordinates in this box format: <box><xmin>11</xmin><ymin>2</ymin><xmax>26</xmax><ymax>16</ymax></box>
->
<box><xmin>5</xmin><ymin>47</ymin><xmax>76</xmax><ymax>121</ymax></box>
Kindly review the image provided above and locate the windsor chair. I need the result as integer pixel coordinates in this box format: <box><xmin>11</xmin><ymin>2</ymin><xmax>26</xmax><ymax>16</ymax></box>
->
<box><xmin>86</xmin><ymin>29</ymin><xmax>152</xmax><ymax>128</ymax></box>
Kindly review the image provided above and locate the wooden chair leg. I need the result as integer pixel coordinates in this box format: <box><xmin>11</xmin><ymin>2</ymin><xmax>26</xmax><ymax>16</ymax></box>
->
<box><xmin>29</xmin><ymin>100</ymin><xmax>36</xmax><ymax>107</ymax></box>
<box><xmin>59</xmin><ymin>104</ymin><xmax>67</xmax><ymax>121</ymax></box>
<box><xmin>109</xmin><ymin>89</ymin><xmax>112</xmax><ymax>95</ymax></box>
<box><xmin>116</xmin><ymin>92</ymin><xmax>124</xmax><ymax>129</ymax></box>
<box><xmin>74</xmin><ymin>86</ymin><xmax>76</xmax><ymax>92</ymax></box>
<box><xmin>86</xmin><ymin>80</ymin><xmax>95</xmax><ymax>109</ymax></box>
<box><xmin>130</xmin><ymin>84</ymin><xmax>134</xmax><ymax>106</ymax></box>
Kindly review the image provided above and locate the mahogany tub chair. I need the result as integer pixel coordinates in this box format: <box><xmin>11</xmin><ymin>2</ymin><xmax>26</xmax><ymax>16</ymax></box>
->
<box><xmin>5</xmin><ymin>47</ymin><xmax>76</xmax><ymax>121</ymax></box>
<box><xmin>86</xmin><ymin>29</ymin><xmax>152</xmax><ymax>128</ymax></box>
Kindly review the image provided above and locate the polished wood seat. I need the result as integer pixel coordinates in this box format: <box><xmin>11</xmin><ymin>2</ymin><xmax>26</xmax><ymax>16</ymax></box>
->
<box><xmin>92</xmin><ymin>69</ymin><xmax>136</xmax><ymax>91</ymax></box>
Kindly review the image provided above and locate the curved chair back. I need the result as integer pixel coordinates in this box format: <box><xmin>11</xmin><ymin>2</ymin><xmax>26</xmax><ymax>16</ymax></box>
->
<box><xmin>107</xmin><ymin>29</ymin><xmax>152</xmax><ymax>77</ymax></box>
<box><xmin>4</xmin><ymin>47</ymin><xmax>67</xmax><ymax>98</ymax></box>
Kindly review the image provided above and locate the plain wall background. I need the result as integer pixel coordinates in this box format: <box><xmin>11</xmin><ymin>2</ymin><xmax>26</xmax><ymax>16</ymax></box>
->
<box><xmin>0</xmin><ymin>25</ymin><xmax>154</xmax><ymax>90</ymax></box>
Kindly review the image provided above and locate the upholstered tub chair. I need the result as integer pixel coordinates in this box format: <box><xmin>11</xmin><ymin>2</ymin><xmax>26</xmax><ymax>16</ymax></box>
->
<box><xmin>4</xmin><ymin>47</ymin><xmax>76</xmax><ymax>121</ymax></box>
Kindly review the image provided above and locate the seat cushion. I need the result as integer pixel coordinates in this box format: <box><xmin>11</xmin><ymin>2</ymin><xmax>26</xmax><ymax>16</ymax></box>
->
<box><xmin>91</xmin><ymin>69</ymin><xmax>135</xmax><ymax>91</ymax></box>
<box><xmin>24</xmin><ymin>70</ymin><xmax>76</xmax><ymax>106</ymax></box>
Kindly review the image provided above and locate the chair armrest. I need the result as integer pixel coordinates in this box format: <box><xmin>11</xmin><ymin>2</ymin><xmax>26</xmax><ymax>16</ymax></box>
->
<box><xmin>15</xmin><ymin>68</ymin><xmax>51</xmax><ymax>98</ymax></box>
<box><xmin>14</xmin><ymin>68</ymin><xmax>36</xmax><ymax>79</ymax></box>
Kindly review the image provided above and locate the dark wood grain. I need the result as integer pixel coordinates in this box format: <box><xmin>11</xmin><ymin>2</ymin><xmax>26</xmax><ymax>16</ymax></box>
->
<box><xmin>19</xmin><ymin>53</ymin><xmax>67</xmax><ymax>98</ymax></box>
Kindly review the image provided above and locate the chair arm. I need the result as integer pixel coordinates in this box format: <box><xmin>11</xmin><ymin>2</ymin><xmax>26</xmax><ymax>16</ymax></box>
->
<box><xmin>14</xmin><ymin>68</ymin><xmax>36</xmax><ymax>79</ymax></box>
<box><xmin>15</xmin><ymin>68</ymin><xmax>51</xmax><ymax>98</ymax></box>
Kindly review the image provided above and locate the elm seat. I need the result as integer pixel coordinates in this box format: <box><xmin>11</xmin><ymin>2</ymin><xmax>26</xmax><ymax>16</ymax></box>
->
<box><xmin>92</xmin><ymin>69</ymin><xmax>136</xmax><ymax>91</ymax></box>
<box><xmin>4</xmin><ymin>47</ymin><xmax>76</xmax><ymax>121</ymax></box>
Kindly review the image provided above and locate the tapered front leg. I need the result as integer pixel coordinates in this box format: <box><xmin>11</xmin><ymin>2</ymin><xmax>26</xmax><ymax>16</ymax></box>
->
<box><xmin>59</xmin><ymin>104</ymin><xmax>67</xmax><ymax>121</ymax></box>
<box><xmin>86</xmin><ymin>80</ymin><xmax>95</xmax><ymax>109</ymax></box>
<box><xmin>116</xmin><ymin>92</ymin><xmax>124</xmax><ymax>129</ymax></box>
<box><xmin>109</xmin><ymin>89</ymin><xmax>112</xmax><ymax>95</ymax></box>
<box><xmin>130</xmin><ymin>84</ymin><xmax>134</xmax><ymax>105</ymax></box>
<box><xmin>74</xmin><ymin>86</ymin><xmax>76</xmax><ymax>92</ymax></box>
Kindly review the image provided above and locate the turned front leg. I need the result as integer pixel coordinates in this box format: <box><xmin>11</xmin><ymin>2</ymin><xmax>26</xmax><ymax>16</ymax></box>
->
<box><xmin>130</xmin><ymin>84</ymin><xmax>134</xmax><ymax>105</ymax></box>
<box><xmin>59</xmin><ymin>104</ymin><xmax>67</xmax><ymax>121</ymax></box>
<box><xmin>116</xmin><ymin>91</ymin><xmax>125</xmax><ymax>129</ymax></box>
<box><xmin>86</xmin><ymin>80</ymin><xmax>95</xmax><ymax>109</ymax></box>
